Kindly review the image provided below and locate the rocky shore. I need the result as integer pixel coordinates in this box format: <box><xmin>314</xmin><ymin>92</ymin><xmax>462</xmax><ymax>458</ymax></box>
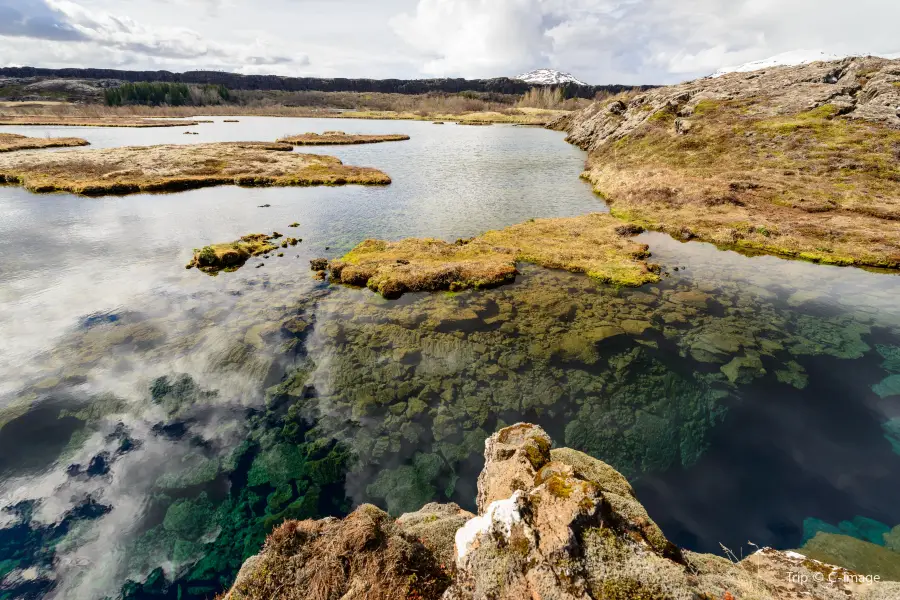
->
<box><xmin>223</xmin><ymin>424</ymin><xmax>898</xmax><ymax>599</ymax></box>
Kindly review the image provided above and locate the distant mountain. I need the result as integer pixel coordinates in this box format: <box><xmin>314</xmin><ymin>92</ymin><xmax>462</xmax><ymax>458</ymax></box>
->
<box><xmin>713</xmin><ymin>49</ymin><xmax>900</xmax><ymax>77</ymax></box>
<box><xmin>515</xmin><ymin>69</ymin><xmax>589</xmax><ymax>86</ymax></box>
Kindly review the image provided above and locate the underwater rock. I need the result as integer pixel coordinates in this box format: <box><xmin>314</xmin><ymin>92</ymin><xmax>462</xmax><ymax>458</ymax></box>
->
<box><xmin>720</xmin><ymin>353</ymin><xmax>766</xmax><ymax>385</ymax></box>
<box><xmin>775</xmin><ymin>360</ymin><xmax>809</xmax><ymax>389</ymax></box>
<box><xmin>872</xmin><ymin>375</ymin><xmax>900</xmax><ymax>399</ymax></box>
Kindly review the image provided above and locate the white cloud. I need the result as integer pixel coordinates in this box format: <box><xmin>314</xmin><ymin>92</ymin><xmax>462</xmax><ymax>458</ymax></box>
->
<box><xmin>3</xmin><ymin>0</ymin><xmax>900</xmax><ymax>83</ymax></box>
<box><xmin>392</xmin><ymin>0</ymin><xmax>900</xmax><ymax>84</ymax></box>
<box><xmin>390</xmin><ymin>0</ymin><xmax>552</xmax><ymax>77</ymax></box>
<box><xmin>1</xmin><ymin>0</ymin><xmax>309</xmax><ymax>73</ymax></box>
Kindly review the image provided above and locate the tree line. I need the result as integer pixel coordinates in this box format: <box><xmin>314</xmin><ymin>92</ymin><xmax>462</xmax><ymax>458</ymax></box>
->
<box><xmin>104</xmin><ymin>82</ymin><xmax>231</xmax><ymax>106</ymax></box>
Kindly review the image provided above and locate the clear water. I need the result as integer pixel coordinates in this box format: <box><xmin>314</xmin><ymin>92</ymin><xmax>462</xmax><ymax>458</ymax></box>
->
<box><xmin>0</xmin><ymin>118</ymin><xmax>899</xmax><ymax>599</ymax></box>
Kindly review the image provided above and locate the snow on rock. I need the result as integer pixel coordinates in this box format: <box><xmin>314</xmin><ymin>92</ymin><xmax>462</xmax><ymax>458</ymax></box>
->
<box><xmin>515</xmin><ymin>68</ymin><xmax>589</xmax><ymax>86</ymax></box>
<box><xmin>714</xmin><ymin>49</ymin><xmax>900</xmax><ymax>77</ymax></box>
<box><xmin>454</xmin><ymin>491</ymin><xmax>523</xmax><ymax>562</ymax></box>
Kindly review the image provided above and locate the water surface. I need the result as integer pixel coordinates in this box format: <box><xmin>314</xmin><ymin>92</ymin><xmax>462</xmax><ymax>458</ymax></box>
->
<box><xmin>0</xmin><ymin>117</ymin><xmax>899</xmax><ymax>599</ymax></box>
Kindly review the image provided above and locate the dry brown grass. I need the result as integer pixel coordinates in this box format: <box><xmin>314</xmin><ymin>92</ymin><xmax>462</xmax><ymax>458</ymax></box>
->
<box><xmin>0</xmin><ymin>133</ymin><xmax>88</xmax><ymax>152</ymax></box>
<box><xmin>0</xmin><ymin>101</ymin><xmax>567</xmax><ymax>125</ymax></box>
<box><xmin>276</xmin><ymin>131</ymin><xmax>410</xmax><ymax>145</ymax></box>
<box><xmin>321</xmin><ymin>213</ymin><xmax>659</xmax><ymax>298</ymax></box>
<box><xmin>223</xmin><ymin>504</ymin><xmax>449</xmax><ymax>600</ymax></box>
<box><xmin>585</xmin><ymin>101</ymin><xmax>900</xmax><ymax>269</ymax></box>
<box><xmin>0</xmin><ymin>141</ymin><xmax>391</xmax><ymax>195</ymax></box>
<box><xmin>0</xmin><ymin>115</ymin><xmax>199</xmax><ymax>127</ymax></box>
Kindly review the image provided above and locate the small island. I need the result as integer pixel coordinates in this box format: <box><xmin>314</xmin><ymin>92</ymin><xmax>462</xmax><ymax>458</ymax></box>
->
<box><xmin>0</xmin><ymin>116</ymin><xmax>200</xmax><ymax>127</ymax></box>
<box><xmin>276</xmin><ymin>131</ymin><xmax>410</xmax><ymax>145</ymax></box>
<box><xmin>314</xmin><ymin>213</ymin><xmax>658</xmax><ymax>298</ymax></box>
<box><xmin>186</xmin><ymin>234</ymin><xmax>278</xmax><ymax>275</ymax></box>
<box><xmin>0</xmin><ymin>141</ymin><xmax>391</xmax><ymax>195</ymax></box>
<box><xmin>0</xmin><ymin>133</ymin><xmax>89</xmax><ymax>153</ymax></box>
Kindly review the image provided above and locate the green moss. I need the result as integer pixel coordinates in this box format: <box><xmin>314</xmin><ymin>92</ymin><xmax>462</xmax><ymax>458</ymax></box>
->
<box><xmin>546</xmin><ymin>475</ymin><xmax>575</xmax><ymax>498</ymax></box>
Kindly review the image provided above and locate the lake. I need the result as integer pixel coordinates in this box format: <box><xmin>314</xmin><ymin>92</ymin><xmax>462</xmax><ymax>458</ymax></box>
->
<box><xmin>0</xmin><ymin>117</ymin><xmax>898</xmax><ymax>599</ymax></box>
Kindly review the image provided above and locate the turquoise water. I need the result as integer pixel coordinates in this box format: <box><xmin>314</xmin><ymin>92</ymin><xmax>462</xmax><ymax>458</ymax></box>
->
<box><xmin>0</xmin><ymin>118</ymin><xmax>898</xmax><ymax>599</ymax></box>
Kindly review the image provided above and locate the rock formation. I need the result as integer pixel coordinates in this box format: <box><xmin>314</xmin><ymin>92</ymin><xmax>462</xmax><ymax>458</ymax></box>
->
<box><xmin>223</xmin><ymin>424</ymin><xmax>898</xmax><ymax>600</ymax></box>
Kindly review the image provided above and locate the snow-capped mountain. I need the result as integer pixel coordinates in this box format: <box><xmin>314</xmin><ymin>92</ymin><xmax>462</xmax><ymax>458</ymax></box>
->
<box><xmin>713</xmin><ymin>49</ymin><xmax>900</xmax><ymax>77</ymax></box>
<box><xmin>515</xmin><ymin>69</ymin><xmax>589</xmax><ymax>86</ymax></box>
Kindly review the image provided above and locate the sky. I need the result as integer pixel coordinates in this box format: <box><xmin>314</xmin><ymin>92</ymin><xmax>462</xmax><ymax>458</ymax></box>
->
<box><xmin>2</xmin><ymin>0</ymin><xmax>900</xmax><ymax>85</ymax></box>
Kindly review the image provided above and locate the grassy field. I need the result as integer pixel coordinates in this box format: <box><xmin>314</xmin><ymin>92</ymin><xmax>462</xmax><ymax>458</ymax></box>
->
<box><xmin>583</xmin><ymin>99</ymin><xmax>900</xmax><ymax>269</ymax></box>
<box><xmin>322</xmin><ymin>213</ymin><xmax>659</xmax><ymax>298</ymax></box>
<box><xmin>0</xmin><ymin>141</ymin><xmax>391</xmax><ymax>195</ymax></box>
<box><xmin>0</xmin><ymin>133</ymin><xmax>88</xmax><ymax>152</ymax></box>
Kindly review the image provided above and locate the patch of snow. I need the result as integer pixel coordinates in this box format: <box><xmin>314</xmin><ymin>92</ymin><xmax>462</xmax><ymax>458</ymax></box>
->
<box><xmin>784</xmin><ymin>551</ymin><xmax>808</xmax><ymax>560</ymax></box>
<box><xmin>455</xmin><ymin>492</ymin><xmax>523</xmax><ymax>562</ymax></box>
<box><xmin>713</xmin><ymin>49</ymin><xmax>900</xmax><ymax>77</ymax></box>
<box><xmin>515</xmin><ymin>69</ymin><xmax>589</xmax><ymax>86</ymax></box>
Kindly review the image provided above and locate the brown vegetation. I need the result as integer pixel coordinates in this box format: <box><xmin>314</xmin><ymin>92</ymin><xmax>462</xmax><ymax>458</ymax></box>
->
<box><xmin>222</xmin><ymin>504</ymin><xmax>450</xmax><ymax>600</ymax></box>
<box><xmin>320</xmin><ymin>213</ymin><xmax>658</xmax><ymax>298</ymax></box>
<box><xmin>0</xmin><ymin>97</ymin><xmax>567</xmax><ymax>125</ymax></box>
<box><xmin>0</xmin><ymin>133</ymin><xmax>88</xmax><ymax>152</ymax></box>
<box><xmin>186</xmin><ymin>234</ymin><xmax>277</xmax><ymax>275</ymax></box>
<box><xmin>276</xmin><ymin>131</ymin><xmax>410</xmax><ymax>145</ymax></box>
<box><xmin>0</xmin><ymin>141</ymin><xmax>391</xmax><ymax>195</ymax></box>
<box><xmin>0</xmin><ymin>115</ymin><xmax>199</xmax><ymax>127</ymax></box>
<box><xmin>562</xmin><ymin>57</ymin><xmax>900</xmax><ymax>270</ymax></box>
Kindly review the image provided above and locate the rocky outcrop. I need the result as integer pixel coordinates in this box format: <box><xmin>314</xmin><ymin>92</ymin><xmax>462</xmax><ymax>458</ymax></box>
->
<box><xmin>553</xmin><ymin>56</ymin><xmax>900</xmax><ymax>151</ymax></box>
<box><xmin>224</xmin><ymin>424</ymin><xmax>899</xmax><ymax>600</ymax></box>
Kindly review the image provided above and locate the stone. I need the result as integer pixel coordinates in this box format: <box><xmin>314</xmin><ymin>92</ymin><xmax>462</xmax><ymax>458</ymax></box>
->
<box><xmin>476</xmin><ymin>423</ymin><xmax>551</xmax><ymax>514</ymax></box>
<box><xmin>721</xmin><ymin>354</ymin><xmax>766</xmax><ymax>384</ymax></box>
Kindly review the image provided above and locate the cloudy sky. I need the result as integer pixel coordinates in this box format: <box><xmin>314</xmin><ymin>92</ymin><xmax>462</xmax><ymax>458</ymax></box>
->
<box><xmin>2</xmin><ymin>0</ymin><xmax>900</xmax><ymax>85</ymax></box>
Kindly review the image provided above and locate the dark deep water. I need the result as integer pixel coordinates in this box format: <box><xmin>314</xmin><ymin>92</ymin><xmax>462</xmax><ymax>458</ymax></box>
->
<box><xmin>0</xmin><ymin>117</ymin><xmax>899</xmax><ymax>599</ymax></box>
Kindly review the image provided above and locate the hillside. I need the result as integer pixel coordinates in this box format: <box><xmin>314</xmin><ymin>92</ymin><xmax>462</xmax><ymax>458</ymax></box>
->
<box><xmin>0</xmin><ymin>66</ymin><xmax>633</xmax><ymax>100</ymax></box>
<box><xmin>553</xmin><ymin>56</ymin><xmax>900</xmax><ymax>269</ymax></box>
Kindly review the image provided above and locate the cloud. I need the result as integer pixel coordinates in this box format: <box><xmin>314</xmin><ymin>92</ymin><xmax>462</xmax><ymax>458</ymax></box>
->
<box><xmin>390</xmin><ymin>0</ymin><xmax>554</xmax><ymax>77</ymax></box>
<box><xmin>0</xmin><ymin>0</ymin><xmax>85</xmax><ymax>41</ymax></box>
<box><xmin>392</xmin><ymin>0</ymin><xmax>900</xmax><ymax>84</ymax></box>
<box><xmin>0</xmin><ymin>0</ymin><xmax>308</xmax><ymax>73</ymax></box>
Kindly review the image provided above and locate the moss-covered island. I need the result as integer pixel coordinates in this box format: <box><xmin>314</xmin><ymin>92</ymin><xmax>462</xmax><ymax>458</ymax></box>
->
<box><xmin>316</xmin><ymin>213</ymin><xmax>659</xmax><ymax>298</ymax></box>
<box><xmin>0</xmin><ymin>133</ymin><xmax>89</xmax><ymax>152</ymax></box>
<box><xmin>555</xmin><ymin>56</ymin><xmax>900</xmax><ymax>270</ymax></box>
<box><xmin>186</xmin><ymin>234</ymin><xmax>278</xmax><ymax>274</ymax></box>
<box><xmin>0</xmin><ymin>115</ymin><xmax>200</xmax><ymax>127</ymax></box>
<box><xmin>276</xmin><ymin>131</ymin><xmax>410</xmax><ymax>145</ymax></box>
<box><xmin>0</xmin><ymin>142</ymin><xmax>391</xmax><ymax>195</ymax></box>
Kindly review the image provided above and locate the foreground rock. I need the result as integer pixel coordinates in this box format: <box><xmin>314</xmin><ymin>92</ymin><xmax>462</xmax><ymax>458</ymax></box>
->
<box><xmin>225</xmin><ymin>424</ymin><xmax>898</xmax><ymax>600</ymax></box>
<box><xmin>276</xmin><ymin>131</ymin><xmax>410</xmax><ymax>145</ymax></box>
<box><xmin>0</xmin><ymin>141</ymin><xmax>391</xmax><ymax>195</ymax></box>
<box><xmin>0</xmin><ymin>115</ymin><xmax>200</xmax><ymax>127</ymax></box>
<box><xmin>316</xmin><ymin>213</ymin><xmax>659</xmax><ymax>298</ymax></box>
<box><xmin>554</xmin><ymin>56</ymin><xmax>900</xmax><ymax>270</ymax></box>
<box><xmin>0</xmin><ymin>133</ymin><xmax>89</xmax><ymax>152</ymax></box>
